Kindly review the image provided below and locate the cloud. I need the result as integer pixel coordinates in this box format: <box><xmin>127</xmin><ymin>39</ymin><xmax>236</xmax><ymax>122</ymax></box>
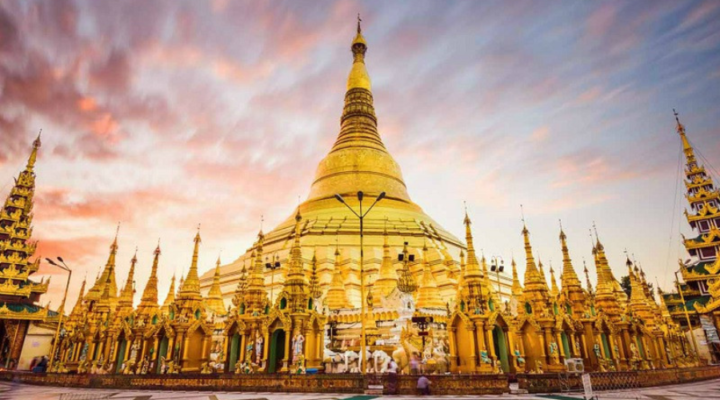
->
<box><xmin>0</xmin><ymin>0</ymin><xmax>717</xmax><ymax>305</ymax></box>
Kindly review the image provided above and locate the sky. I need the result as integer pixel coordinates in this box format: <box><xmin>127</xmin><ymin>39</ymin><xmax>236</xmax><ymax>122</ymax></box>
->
<box><xmin>1</xmin><ymin>0</ymin><xmax>719</xmax><ymax>310</ymax></box>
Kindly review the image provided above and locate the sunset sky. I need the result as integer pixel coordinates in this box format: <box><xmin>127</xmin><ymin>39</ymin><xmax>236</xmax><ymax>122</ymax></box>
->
<box><xmin>1</xmin><ymin>0</ymin><xmax>719</xmax><ymax>309</ymax></box>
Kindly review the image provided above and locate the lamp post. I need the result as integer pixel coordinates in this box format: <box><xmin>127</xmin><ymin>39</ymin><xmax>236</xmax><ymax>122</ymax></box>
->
<box><xmin>265</xmin><ymin>254</ymin><xmax>281</xmax><ymax>305</ymax></box>
<box><xmin>45</xmin><ymin>257</ymin><xmax>72</xmax><ymax>369</ymax></box>
<box><xmin>334</xmin><ymin>190</ymin><xmax>385</xmax><ymax>374</ymax></box>
<box><xmin>674</xmin><ymin>270</ymin><xmax>699</xmax><ymax>357</ymax></box>
<box><xmin>490</xmin><ymin>256</ymin><xmax>505</xmax><ymax>300</ymax></box>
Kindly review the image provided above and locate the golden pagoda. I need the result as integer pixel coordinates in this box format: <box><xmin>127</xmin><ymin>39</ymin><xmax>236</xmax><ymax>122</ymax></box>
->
<box><xmin>200</xmin><ymin>17</ymin><xmax>464</xmax><ymax>306</ymax></box>
<box><xmin>0</xmin><ymin>133</ymin><xmax>54</xmax><ymax>369</ymax></box>
<box><xmin>50</xmin><ymin>21</ymin><xmax>700</xmax><ymax>379</ymax></box>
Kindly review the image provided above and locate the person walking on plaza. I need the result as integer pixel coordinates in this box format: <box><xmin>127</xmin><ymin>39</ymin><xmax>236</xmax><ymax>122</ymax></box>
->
<box><xmin>417</xmin><ymin>374</ymin><xmax>431</xmax><ymax>395</ymax></box>
<box><xmin>386</xmin><ymin>358</ymin><xmax>399</xmax><ymax>394</ymax></box>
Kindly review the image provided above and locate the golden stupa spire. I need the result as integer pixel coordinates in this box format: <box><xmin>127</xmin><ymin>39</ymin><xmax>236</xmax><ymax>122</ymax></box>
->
<box><xmin>520</xmin><ymin>212</ymin><xmax>550</xmax><ymax>312</ymax></box>
<box><xmin>674</xmin><ymin>109</ymin><xmax>696</xmax><ymax>163</ymax></box>
<box><xmin>244</xmin><ymin>231</ymin><xmax>268</xmax><ymax>313</ymax></box>
<box><xmin>0</xmin><ymin>132</ymin><xmax>47</xmax><ymax>304</ymax></box>
<box><xmin>591</xmin><ymin>224</ymin><xmax>625</xmax><ymax>317</ymax></box>
<box><xmin>178</xmin><ymin>226</ymin><xmax>202</xmax><ymax>300</ymax></box>
<box><xmin>373</xmin><ymin>223</ymin><xmax>398</xmax><ymax>299</ymax></box>
<box><xmin>558</xmin><ymin>223</ymin><xmax>586</xmax><ymax>314</ymax></box>
<box><xmin>231</xmin><ymin>259</ymin><xmax>249</xmax><ymax>313</ymax></box>
<box><xmin>511</xmin><ymin>257</ymin><xmax>523</xmax><ymax>296</ymax></box>
<box><xmin>306</xmin><ymin>17</ymin><xmax>413</xmax><ymax>204</ymax></box>
<box><xmin>538</xmin><ymin>258</ymin><xmax>550</xmax><ymax>291</ymax></box>
<box><xmin>69</xmin><ymin>276</ymin><xmax>87</xmax><ymax>317</ymax></box>
<box><xmin>559</xmin><ymin>222</ymin><xmax>582</xmax><ymax>290</ymax></box>
<box><xmin>86</xmin><ymin>224</ymin><xmax>120</xmax><ymax>302</ymax></box>
<box><xmin>26</xmin><ymin>130</ymin><xmax>41</xmax><ymax>171</ymax></box>
<box><xmin>583</xmin><ymin>259</ymin><xmax>593</xmax><ymax>294</ymax></box>
<box><xmin>549</xmin><ymin>262</ymin><xmax>560</xmax><ymax>299</ymax></box>
<box><xmin>137</xmin><ymin>241</ymin><xmax>161</xmax><ymax>317</ymax></box>
<box><xmin>117</xmin><ymin>247</ymin><xmax>138</xmax><ymax>311</ymax></box>
<box><xmin>327</xmin><ymin>240</ymin><xmax>350</xmax><ymax>310</ymax></box>
<box><xmin>348</xmin><ymin>13</ymin><xmax>370</xmax><ymax>91</ymax></box>
<box><xmin>161</xmin><ymin>274</ymin><xmax>176</xmax><ymax>315</ymax></box>
<box><xmin>463</xmin><ymin>209</ymin><xmax>482</xmax><ymax>279</ymax></box>
<box><xmin>206</xmin><ymin>255</ymin><xmax>227</xmax><ymax>316</ymax></box>
<box><xmin>284</xmin><ymin>209</ymin><xmax>309</xmax><ymax>312</ymax></box>
<box><xmin>416</xmin><ymin>243</ymin><xmax>444</xmax><ymax>309</ymax></box>
<box><xmin>626</xmin><ymin>256</ymin><xmax>652</xmax><ymax>320</ymax></box>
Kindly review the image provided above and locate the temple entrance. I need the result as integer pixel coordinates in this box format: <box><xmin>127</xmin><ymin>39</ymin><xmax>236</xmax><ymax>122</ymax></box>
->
<box><xmin>520</xmin><ymin>321</ymin><xmax>541</xmax><ymax>372</ymax></box>
<box><xmin>228</xmin><ymin>332</ymin><xmax>241</xmax><ymax>371</ymax></box>
<box><xmin>492</xmin><ymin>326</ymin><xmax>509</xmax><ymax>373</ymax></box>
<box><xmin>268</xmin><ymin>329</ymin><xmax>285</xmax><ymax>373</ymax></box>
<box><xmin>155</xmin><ymin>335</ymin><xmax>169</xmax><ymax>374</ymax></box>
<box><xmin>184</xmin><ymin>329</ymin><xmax>205</xmax><ymax>372</ymax></box>
<box><xmin>561</xmin><ymin>332</ymin><xmax>571</xmax><ymax>359</ymax></box>
<box><xmin>115</xmin><ymin>335</ymin><xmax>128</xmax><ymax>373</ymax></box>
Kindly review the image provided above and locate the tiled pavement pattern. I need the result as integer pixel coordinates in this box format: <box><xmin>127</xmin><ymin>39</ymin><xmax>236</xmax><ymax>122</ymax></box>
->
<box><xmin>0</xmin><ymin>378</ymin><xmax>719</xmax><ymax>400</ymax></box>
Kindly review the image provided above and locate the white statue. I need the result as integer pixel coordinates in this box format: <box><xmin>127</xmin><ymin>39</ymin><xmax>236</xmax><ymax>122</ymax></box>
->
<box><xmin>292</xmin><ymin>332</ymin><xmax>305</xmax><ymax>363</ymax></box>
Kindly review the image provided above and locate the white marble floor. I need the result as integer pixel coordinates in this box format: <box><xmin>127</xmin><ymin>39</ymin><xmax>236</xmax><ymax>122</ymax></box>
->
<box><xmin>0</xmin><ymin>378</ymin><xmax>719</xmax><ymax>400</ymax></box>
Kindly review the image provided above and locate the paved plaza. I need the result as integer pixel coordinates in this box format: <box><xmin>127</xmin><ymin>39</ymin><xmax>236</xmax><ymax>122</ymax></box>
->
<box><xmin>0</xmin><ymin>378</ymin><xmax>719</xmax><ymax>400</ymax></box>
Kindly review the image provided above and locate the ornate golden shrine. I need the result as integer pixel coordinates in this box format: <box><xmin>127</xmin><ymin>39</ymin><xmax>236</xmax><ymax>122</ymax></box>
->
<box><xmin>47</xmin><ymin>21</ymin><xmax>701</xmax><ymax>377</ymax></box>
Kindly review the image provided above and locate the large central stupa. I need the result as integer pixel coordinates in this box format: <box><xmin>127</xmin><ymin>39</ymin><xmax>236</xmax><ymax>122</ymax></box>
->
<box><xmin>200</xmin><ymin>22</ymin><xmax>465</xmax><ymax>306</ymax></box>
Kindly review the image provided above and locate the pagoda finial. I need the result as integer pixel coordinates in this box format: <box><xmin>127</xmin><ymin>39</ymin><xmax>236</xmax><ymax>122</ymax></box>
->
<box><xmin>26</xmin><ymin>129</ymin><xmax>42</xmax><ymax>170</ymax></box>
<box><xmin>137</xmin><ymin>240</ymin><xmax>161</xmax><ymax>316</ymax></box>
<box><xmin>119</xmin><ymin>248</ymin><xmax>138</xmax><ymax>309</ymax></box>
<box><xmin>549</xmin><ymin>261</ymin><xmax>559</xmax><ymax>298</ymax></box>
<box><xmin>583</xmin><ymin>258</ymin><xmax>593</xmax><ymax>293</ymax></box>
<box><xmin>558</xmin><ymin>222</ymin><xmax>582</xmax><ymax>292</ymax></box>
<box><xmin>674</xmin><ymin>109</ymin><xmax>697</xmax><ymax>163</ymax></box>
<box><xmin>348</xmin><ymin>14</ymin><xmax>369</xmax><ymax>90</ymax></box>
<box><xmin>206</xmin><ymin>252</ymin><xmax>226</xmax><ymax>316</ymax></box>
<box><xmin>178</xmin><ymin>225</ymin><xmax>202</xmax><ymax>299</ymax></box>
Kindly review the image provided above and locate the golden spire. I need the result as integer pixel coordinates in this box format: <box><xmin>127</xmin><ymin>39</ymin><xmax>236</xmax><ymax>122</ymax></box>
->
<box><xmin>86</xmin><ymin>224</ymin><xmax>120</xmax><ymax>302</ymax></box>
<box><xmin>591</xmin><ymin>225</ymin><xmax>625</xmax><ymax>317</ymax></box>
<box><xmin>558</xmin><ymin>224</ymin><xmax>586</xmax><ymax>314</ymax></box>
<box><xmin>137</xmin><ymin>242</ymin><xmax>161</xmax><ymax>317</ymax></box>
<box><xmin>284</xmin><ymin>209</ymin><xmax>309</xmax><ymax>312</ymax></box>
<box><xmin>70</xmin><ymin>276</ymin><xmax>87</xmax><ymax>317</ymax></box>
<box><xmin>463</xmin><ymin>210</ymin><xmax>482</xmax><ymax>279</ymax></box>
<box><xmin>0</xmin><ymin>132</ymin><xmax>46</xmax><ymax>303</ymax></box>
<box><xmin>244</xmin><ymin>231</ymin><xmax>268</xmax><ymax>313</ymax></box>
<box><xmin>117</xmin><ymin>248</ymin><xmax>138</xmax><ymax>311</ymax></box>
<box><xmin>626</xmin><ymin>256</ymin><xmax>652</xmax><ymax>320</ymax></box>
<box><xmin>206</xmin><ymin>255</ymin><xmax>227</xmax><ymax>316</ymax></box>
<box><xmin>520</xmin><ymin>218</ymin><xmax>550</xmax><ymax>311</ymax></box>
<box><xmin>415</xmin><ymin>243</ymin><xmax>444</xmax><ymax>309</ymax></box>
<box><xmin>178</xmin><ymin>226</ymin><xmax>202</xmax><ymax>300</ymax></box>
<box><xmin>549</xmin><ymin>262</ymin><xmax>559</xmax><ymax>299</ymax></box>
<box><xmin>373</xmin><ymin>224</ymin><xmax>398</xmax><ymax>299</ymax></box>
<box><xmin>559</xmin><ymin>223</ymin><xmax>582</xmax><ymax>289</ymax></box>
<box><xmin>538</xmin><ymin>258</ymin><xmax>549</xmax><ymax>290</ymax></box>
<box><xmin>26</xmin><ymin>130</ymin><xmax>41</xmax><ymax>171</ymax></box>
<box><xmin>583</xmin><ymin>259</ymin><xmax>593</xmax><ymax>294</ymax></box>
<box><xmin>327</xmin><ymin>243</ymin><xmax>350</xmax><ymax>310</ymax></box>
<box><xmin>348</xmin><ymin>13</ymin><xmax>370</xmax><ymax>90</ymax></box>
<box><xmin>306</xmin><ymin>18</ymin><xmax>413</xmax><ymax>204</ymax></box>
<box><xmin>161</xmin><ymin>274</ymin><xmax>176</xmax><ymax>315</ymax></box>
<box><xmin>511</xmin><ymin>257</ymin><xmax>523</xmax><ymax>296</ymax></box>
<box><xmin>674</xmin><ymin>109</ymin><xmax>696</xmax><ymax>163</ymax></box>
<box><xmin>309</xmin><ymin>251</ymin><xmax>322</xmax><ymax>300</ymax></box>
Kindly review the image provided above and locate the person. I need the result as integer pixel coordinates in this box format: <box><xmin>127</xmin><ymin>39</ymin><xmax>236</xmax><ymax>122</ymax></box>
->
<box><xmin>387</xmin><ymin>358</ymin><xmax>399</xmax><ymax>394</ymax></box>
<box><xmin>417</xmin><ymin>374</ymin><xmax>431</xmax><ymax>395</ymax></box>
<box><xmin>32</xmin><ymin>356</ymin><xmax>48</xmax><ymax>373</ymax></box>
<box><xmin>410</xmin><ymin>353</ymin><xmax>420</xmax><ymax>375</ymax></box>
